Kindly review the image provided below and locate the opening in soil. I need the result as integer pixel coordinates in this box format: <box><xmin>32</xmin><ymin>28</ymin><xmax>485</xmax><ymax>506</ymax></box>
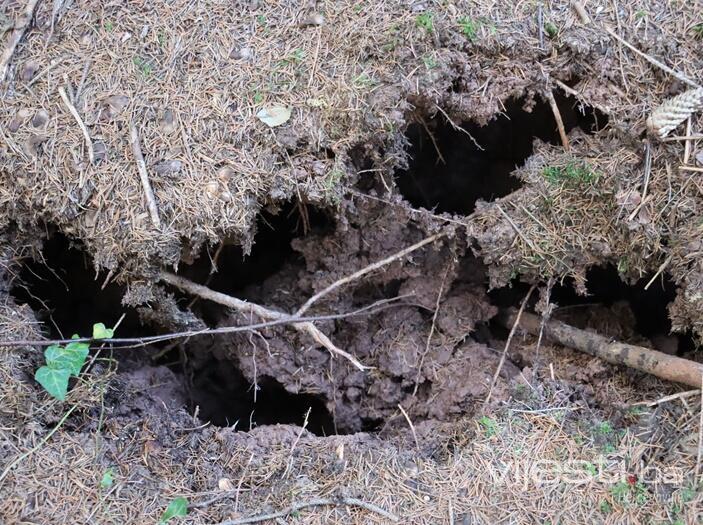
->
<box><xmin>188</xmin><ymin>358</ymin><xmax>336</xmax><ymax>434</ymax></box>
<box><xmin>396</xmin><ymin>93</ymin><xmax>608</xmax><ymax>215</ymax></box>
<box><xmin>11</xmin><ymin>215</ymin><xmax>338</xmax><ymax>435</ymax></box>
<box><xmin>491</xmin><ymin>265</ymin><xmax>694</xmax><ymax>356</ymax></box>
<box><xmin>10</xmin><ymin>232</ymin><xmax>144</xmax><ymax>339</ymax></box>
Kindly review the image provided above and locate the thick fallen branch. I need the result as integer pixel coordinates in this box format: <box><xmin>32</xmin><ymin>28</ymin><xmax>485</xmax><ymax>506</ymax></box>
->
<box><xmin>159</xmin><ymin>272</ymin><xmax>368</xmax><ymax>371</ymax></box>
<box><xmin>498</xmin><ymin>309</ymin><xmax>703</xmax><ymax>388</ymax></box>
<box><xmin>0</xmin><ymin>0</ymin><xmax>42</xmax><ymax>82</ymax></box>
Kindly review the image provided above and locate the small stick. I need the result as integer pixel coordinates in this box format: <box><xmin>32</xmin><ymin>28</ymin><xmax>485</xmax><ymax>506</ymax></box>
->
<box><xmin>545</xmin><ymin>89</ymin><xmax>570</xmax><ymax>150</ymax></box>
<box><xmin>679</xmin><ymin>165</ymin><xmax>703</xmax><ymax>173</ymax></box>
<box><xmin>130</xmin><ymin>122</ymin><xmax>162</xmax><ymax>229</ymax></box>
<box><xmin>296</xmin><ymin>233</ymin><xmax>444</xmax><ymax>316</ymax></box>
<box><xmin>398</xmin><ymin>403</ymin><xmax>419</xmax><ymax>451</ymax></box>
<box><xmin>73</xmin><ymin>59</ymin><xmax>92</xmax><ymax>104</ymax></box>
<box><xmin>485</xmin><ymin>285</ymin><xmax>536</xmax><ymax>404</ymax></box>
<box><xmin>629</xmin><ymin>389</ymin><xmax>700</xmax><ymax>407</ymax></box>
<box><xmin>0</xmin><ymin>0</ymin><xmax>42</xmax><ymax>82</ymax></box>
<box><xmin>662</xmin><ymin>134</ymin><xmax>703</xmax><ymax>142</ymax></box>
<box><xmin>629</xmin><ymin>141</ymin><xmax>652</xmax><ymax>221</ymax></box>
<box><xmin>412</xmin><ymin>263</ymin><xmax>451</xmax><ymax>396</ymax></box>
<box><xmin>683</xmin><ymin>117</ymin><xmax>693</xmax><ymax>165</ymax></box>
<box><xmin>570</xmin><ymin>0</ymin><xmax>591</xmax><ymax>25</ymax></box>
<box><xmin>644</xmin><ymin>255</ymin><xmax>672</xmax><ymax>291</ymax></box>
<box><xmin>498</xmin><ymin>309</ymin><xmax>703</xmax><ymax>388</ymax></box>
<box><xmin>215</xmin><ymin>497</ymin><xmax>399</xmax><ymax>525</ymax></box>
<box><xmin>537</xmin><ymin>5</ymin><xmax>544</xmax><ymax>49</ymax></box>
<box><xmin>434</xmin><ymin>104</ymin><xmax>484</xmax><ymax>150</ymax></box>
<box><xmin>159</xmin><ymin>272</ymin><xmax>368</xmax><ymax>371</ymax></box>
<box><xmin>604</xmin><ymin>27</ymin><xmax>701</xmax><ymax>89</ymax></box>
<box><xmin>58</xmin><ymin>86</ymin><xmax>95</xmax><ymax>164</ymax></box>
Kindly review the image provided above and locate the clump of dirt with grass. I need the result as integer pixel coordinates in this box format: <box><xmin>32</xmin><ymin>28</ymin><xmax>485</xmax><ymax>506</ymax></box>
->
<box><xmin>1</xmin><ymin>0</ymin><xmax>703</xmax><ymax>523</ymax></box>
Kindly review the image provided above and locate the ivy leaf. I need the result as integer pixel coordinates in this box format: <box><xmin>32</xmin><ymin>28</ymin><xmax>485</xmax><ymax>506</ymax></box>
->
<box><xmin>35</xmin><ymin>366</ymin><xmax>71</xmax><ymax>400</ymax></box>
<box><xmin>256</xmin><ymin>105</ymin><xmax>292</xmax><ymax>127</ymax></box>
<box><xmin>160</xmin><ymin>497</ymin><xmax>188</xmax><ymax>523</ymax></box>
<box><xmin>63</xmin><ymin>341</ymin><xmax>90</xmax><ymax>376</ymax></box>
<box><xmin>100</xmin><ymin>468</ymin><xmax>114</xmax><ymax>489</ymax></box>
<box><xmin>44</xmin><ymin>344</ymin><xmax>88</xmax><ymax>376</ymax></box>
<box><xmin>92</xmin><ymin>323</ymin><xmax>114</xmax><ymax>340</ymax></box>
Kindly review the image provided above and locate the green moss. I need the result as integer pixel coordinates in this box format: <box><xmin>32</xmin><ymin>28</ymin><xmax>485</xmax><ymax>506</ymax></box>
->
<box><xmin>542</xmin><ymin>162</ymin><xmax>598</xmax><ymax>186</ymax></box>
<box><xmin>458</xmin><ymin>16</ymin><xmax>478</xmax><ymax>41</ymax></box>
<box><xmin>416</xmin><ymin>12</ymin><xmax>434</xmax><ymax>31</ymax></box>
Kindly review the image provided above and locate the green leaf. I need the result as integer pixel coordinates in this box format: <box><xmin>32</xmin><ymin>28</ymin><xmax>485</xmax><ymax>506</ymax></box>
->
<box><xmin>44</xmin><ymin>344</ymin><xmax>88</xmax><ymax>376</ymax></box>
<box><xmin>35</xmin><ymin>366</ymin><xmax>71</xmax><ymax>400</ymax></box>
<box><xmin>92</xmin><ymin>322</ymin><xmax>114</xmax><ymax>340</ymax></box>
<box><xmin>160</xmin><ymin>497</ymin><xmax>188</xmax><ymax>523</ymax></box>
<box><xmin>100</xmin><ymin>468</ymin><xmax>114</xmax><ymax>489</ymax></box>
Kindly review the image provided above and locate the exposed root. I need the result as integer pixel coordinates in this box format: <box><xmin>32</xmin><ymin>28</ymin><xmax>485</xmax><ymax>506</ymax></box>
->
<box><xmin>0</xmin><ymin>0</ymin><xmax>41</xmax><ymax>82</ymax></box>
<box><xmin>159</xmin><ymin>272</ymin><xmax>369</xmax><ymax>371</ymax></box>
<box><xmin>296</xmin><ymin>233</ymin><xmax>445</xmax><ymax>316</ymax></box>
<box><xmin>484</xmin><ymin>285</ymin><xmax>536</xmax><ymax>404</ymax></box>
<box><xmin>499</xmin><ymin>309</ymin><xmax>703</xmax><ymax>388</ymax></box>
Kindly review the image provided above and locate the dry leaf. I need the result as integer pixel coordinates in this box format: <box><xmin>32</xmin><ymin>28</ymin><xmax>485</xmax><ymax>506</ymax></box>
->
<box><xmin>256</xmin><ymin>105</ymin><xmax>292</xmax><ymax>127</ymax></box>
<box><xmin>218</xmin><ymin>478</ymin><xmax>234</xmax><ymax>491</ymax></box>
<box><xmin>695</xmin><ymin>150</ymin><xmax>703</xmax><ymax>166</ymax></box>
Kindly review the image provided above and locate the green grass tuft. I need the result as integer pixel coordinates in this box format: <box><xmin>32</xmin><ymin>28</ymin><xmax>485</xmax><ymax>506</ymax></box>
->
<box><xmin>542</xmin><ymin>162</ymin><xmax>598</xmax><ymax>186</ymax></box>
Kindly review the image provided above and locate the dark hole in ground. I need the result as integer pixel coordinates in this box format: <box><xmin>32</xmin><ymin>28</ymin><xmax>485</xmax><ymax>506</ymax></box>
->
<box><xmin>187</xmin><ymin>358</ymin><xmax>336</xmax><ymax>435</ymax></box>
<box><xmin>490</xmin><ymin>265</ymin><xmax>695</xmax><ymax>355</ymax></box>
<box><xmin>164</xmin><ymin>201</ymin><xmax>338</xmax><ymax>433</ymax></box>
<box><xmin>10</xmin><ymin>232</ymin><xmax>144</xmax><ymax>339</ymax></box>
<box><xmin>396</xmin><ymin>92</ymin><xmax>608</xmax><ymax>215</ymax></box>
<box><xmin>177</xmin><ymin>201</ymin><xmax>333</xmax><ymax>324</ymax></box>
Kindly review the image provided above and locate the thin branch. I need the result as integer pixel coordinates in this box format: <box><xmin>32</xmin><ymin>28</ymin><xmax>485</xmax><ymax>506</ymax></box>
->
<box><xmin>434</xmin><ymin>104</ymin><xmax>484</xmax><ymax>150</ymax></box>
<box><xmin>398</xmin><ymin>403</ymin><xmax>419</xmax><ymax>451</ymax></box>
<box><xmin>485</xmin><ymin>285</ymin><xmax>536</xmax><ymax>404</ymax></box>
<box><xmin>296</xmin><ymin>233</ymin><xmax>444</xmax><ymax>316</ymax></box>
<box><xmin>0</xmin><ymin>296</ymin><xmax>409</xmax><ymax>349</ymax></box>
<box><xmin>58</xmin><ymin>85</ymin><xmax>95</xmax><ymax>164</ymax></box>
<box><xmin>545</xmin><ymin>89</ymin><xmax>570</xmax><ymax>151</ymax></box>
<box><xmin>0</xmin><ymin>0</ymin><xmax>42</xmax><ymax>82</ymax></box>
<box><xmin>129</xmin><ymin>122</ymin><xmax>162</xmax><ymax>229</ymax></box>
<box><xmin>604</xmin><ymin>27</ymin><xmax>701</xmax><ymax>89</ymax></box>
<box><xmin>160</xmin><ymin>272</ymin><xmax>368</xmax><ymax>371</ymax></box>
<box><xmin>215</xmin><ymin>497</ymin><xmax>399</xmax><ymax>525</ymax></box>
<box><xmin>412</xmin><ymin>262</ymin><xmax>450</xmax><ymax>396</ymax></box>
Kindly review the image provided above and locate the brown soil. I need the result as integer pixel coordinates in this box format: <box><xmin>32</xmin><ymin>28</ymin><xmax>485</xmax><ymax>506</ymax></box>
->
<box><xmin>1</xmin><ymin>1</ymin><xmax>703</xmax><ymax>523</ymax></box>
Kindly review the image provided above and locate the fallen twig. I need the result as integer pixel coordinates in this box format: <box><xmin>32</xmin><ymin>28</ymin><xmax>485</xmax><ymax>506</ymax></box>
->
<box><xmin>129</xmin><ymin>122</ymin><xmax>162</xmax><ymax>229</ymax></box>
<box><xmin>0</xmin><ymin>0</ymin><xmax>42</xmax><ymax>82</ymax></box>
<box><xmin>545</xmin><ymin>89</ymin><xmax>570</xmax><ymax>151</ymax></box>
<box><xmin>398</xmin><ymin>403</ymin><xmax>419</xmax><ymax>451</ymax></box>
<box><xmin>0</xmin><ymin>296</ymin><xmax>408</xmax><ymax>349</ymax></box>
<box><xmin>215</xmin><ymin>497</ymin><xmax>399</xmax><ymax>525</ymax></box>
<box><xmin>58</xmin><ymin>85</ymin><xmax>95</xmax><ymax>164</ymax></box>
<box><xmin>604</xmin><ymin>27</ymin><xmax>701</xmax><ymax>90</ymax></box>
<box><xmin>296</xmin><ymin>232</ymin><xmax>444</xmax><ymax>316</ymax></box>
<box><xmin>498</xmin><ymin>309</ymin><xmax>703</xmax><ymax>388</ymax></box>
<box><xmin>160</xmin><ymin>272</ymin><xmax>368</xmax><ymax>371</ymax></box>
<box><xmin>485</xmin><ymin>285</ymin><xmax>536</xmax><ymax>404</ymax></box>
